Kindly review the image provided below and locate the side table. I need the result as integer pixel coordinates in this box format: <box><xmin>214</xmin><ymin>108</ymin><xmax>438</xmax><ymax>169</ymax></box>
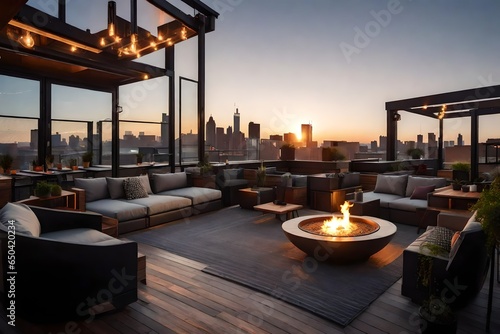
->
<box><xmin>101</xmin><ymin>216</ymin><xmax>119</xmax><ymax>238</ymax></box>
<box><xmin>349</xmin><ymin>198</ymin><xmax>380</xmax><ymax>217</ymax></box>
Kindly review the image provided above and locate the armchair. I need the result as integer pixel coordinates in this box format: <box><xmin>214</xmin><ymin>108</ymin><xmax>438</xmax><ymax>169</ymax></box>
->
<box><xmin>0</xmin><ymin>203</ymin><xmax>137</xmax><ymax>322</ymax></box>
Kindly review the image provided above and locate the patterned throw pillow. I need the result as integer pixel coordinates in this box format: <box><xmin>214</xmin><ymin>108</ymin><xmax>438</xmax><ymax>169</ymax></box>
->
<box><xmin>123</xmin><ymin>177</ymin><xmax>148</xmax><ymax>200</ymax></box>
<box><xmin>423</xmin><ymin>226</ymin><xmax>455</xmax><ymax>252</ymax></box>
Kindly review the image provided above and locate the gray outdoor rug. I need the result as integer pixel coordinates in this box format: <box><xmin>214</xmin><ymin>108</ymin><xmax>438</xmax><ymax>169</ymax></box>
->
<box><xmin>127</xmin><ymin>206</ymin><xmax>416</xmax><ymax>327</ymax></box>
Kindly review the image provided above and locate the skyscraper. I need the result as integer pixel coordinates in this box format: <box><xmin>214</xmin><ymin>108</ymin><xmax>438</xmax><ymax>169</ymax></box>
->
<box><xmin>248</xmin><ymin>122</ymin><xmax>260</xmax><ymax>139</ymax></box>
<box><xmin>161</xmin><ymin>113</ymin><xmax>169</xmax><ymax>147</ymax></box>
<box><xmin>457</xmin><ymin>133</ymin><xmax>464</xmax><ymax>146</ymax></box>
<box><xmin>301</xmin><ymin>124</ymin><xmax>313</xmax><ymax>147</ymax></box>
<box><xmin>233</xmin><ymin>108</ymin><xmax>240</xmax><ymax>135</ymax></box>
<box><xmin>428</xmin><ymin>132</ymin><xmax>437</xmax><ymax>158</ymax></box>
<box><xmin>417</xmin><ymin>134</ymin><xmax>423</xmax><ymax>150</ymax></box>
<box><xmin>206</xmin><ymin>115</ymin><xmax>216</xmax><ymax>148</ymax></box>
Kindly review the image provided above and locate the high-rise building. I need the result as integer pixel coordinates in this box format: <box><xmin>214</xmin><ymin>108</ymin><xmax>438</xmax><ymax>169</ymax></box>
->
<box><xmin>379</xmin><ymin>135</ymin><xmax>387</xmax><ymax>151</ymax></box>
<box><xmin>457</xmin><ymin>133</ymin><xmax>464</xmax><ymax>146</ymax></box>
<box><xmin>270</xmin><ymin>134</ymin><xmax>283</xmax><ymax>141</ymax></box>
<box><xmin>283</xmin><ymin>132</ymin><xmax>297</xmax><ymax>144</ymax></box>
<box><xmin>428</xmin><ymin>132</ymin><xmax>437</xmax><ymax>158</ymax></box>
<box><xmin>417</xmin><ymin>134</ymin><xmax>423</xmax><ymax>150</ymax></box>
<box><xmin>370</xmin><ymin>140</ymin><xmax>378</xmax><ymax>152</ymax></box>
<box><xmin>233</xmin><ymin>108</ymin><xmax>240</xmax><ymax>135</ymax></box>
<box><xmin>30</xmin><ymin>129</ymin><xmax>38</xmax><ymax>149</ymax></box>
<box><xmin>248</xmin><ymin>122</ymin><xmax>260</xmax><ymax>139</ymax></box>
<box><xmin>206</xmin><ymin>115</ymin><xmax>216</xmax><ymax>148</ymax></box>
<box><xmin>161</xmin><ymin>113</ymin><xmax>169</xmax><ymax>147</ymax></box>
<box><xmin>301</xmin><ymin>124</ymin><xmax>313</xmax><ymax>147</ymax></box>
<box><xmin>216</xmin><ymin>127</ymin><xmax>226</xmax><ymax>150</ymax></box>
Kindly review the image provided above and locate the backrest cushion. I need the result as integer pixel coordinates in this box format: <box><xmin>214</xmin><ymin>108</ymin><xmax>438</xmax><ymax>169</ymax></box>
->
<box><xmin>462</xmin><ymin>212</ymin><xmax>482</xmax><ymax>232</ymax></box>
<box><xmin>223</xmin><ymin>168</ymin><xmax>244</xmax><ymax>181</ymax></box>
<box><xmin>405</xmin><ymin>176</ymin><xmax>447</xmax><ymax>197</ymax></box>
<box><xmin>0</xmin><ymin>202</ymin><xmax>41</xmax><ymax>237</ymax></box>
<box><xmin>410</xmin><ymin>185</ymin><xmax>436</xmax><ymax>200</ymax></box>
<box><xmin>123</xmin><ymin>177</ymin><xmax>149</xmax><ymax>200</ymax></box>
<box><xmin>373</xmin><ymin>174</ymin><xmax>408</xmax><ymax>196</ymax></box>
<box><xmin>74</xmin><ymin>177</ymin><xmax>109</xmax><ymax>202</ymax></box>
<box><xmin>139</xmin><ymin>174</ymin><xmax>153</xmax><ymax>194</ymax></box>
<box><xmin>153</xmin><ymin>172</ymin><xmax>188</xmax><ymax>193</ymax></box>
<box><xmin>106</xmin><ymin>177</ymin><xmax>128</xmax><ymax>199</ymax></box>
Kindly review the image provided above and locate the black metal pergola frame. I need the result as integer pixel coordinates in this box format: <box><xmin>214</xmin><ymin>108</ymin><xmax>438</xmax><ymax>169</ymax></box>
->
<box><xmin>386</xmin><ymin>85</ymin><xmax>500</xmax><ymax>180</ymax></box>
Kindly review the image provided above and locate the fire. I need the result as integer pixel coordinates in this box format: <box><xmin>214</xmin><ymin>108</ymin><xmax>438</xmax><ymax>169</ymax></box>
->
<box><xmin>321</xmin><ymin>201</ymin><xmax>354</xmax><ymax>235</ymax></box>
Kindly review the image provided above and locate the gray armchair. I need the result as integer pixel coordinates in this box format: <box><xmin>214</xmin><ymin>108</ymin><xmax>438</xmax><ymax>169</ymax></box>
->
<box><xmin>0</xmin><ymin>204</ymin><xmax>138</xmax><ymax>322</ymax></box>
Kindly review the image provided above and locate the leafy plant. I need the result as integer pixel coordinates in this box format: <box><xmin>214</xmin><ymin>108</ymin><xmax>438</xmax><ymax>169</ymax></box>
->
<box><xmin>69</xmin><ymin>158</ymin><xmax>78</xmax><ymax>168</ymax></box>
<box><xmin>45</xmin><ymin>154</ymin><xmax>54</xmax><ymax>164</ymax></box>
<box><xmin>471</xmin><ymin>176</ymin><xmax>500</xmax><ymax>249</ymax></box>
<box><xmin>197</xmin><ymin>153</ymin><xmax>213</xmax><ymax>175</ymax></box>
<box><xmin>136</xmin><ymin>152</ymin><xmax>144</xmax><ymax>164</ymax></box>
<box><xmin>0</xmin><ymin>154</ymin><xmax>13</xmax><ymax>172</ymax></box>
<box><xmin>82</xmin><ymin>151</ymin><xmax>93</xmax><ymax>163</ymax></box>
<box><xmin>451</xmin><ymin>162</ymin><xmax>470</xmax><ymax>172</ymax></box>
<box><xmin>51</xmin><ymin>184</ymin><xmax>62</xmax><ymax>196</ymax></box>
<box><xmin>35</xmin><ymin>181</ymin><xmax>53</xmax><ymax>198</ymax></box>
<box><xmin>407</xmin><ymin>148</ymin><xmax>424</xmax><ymax>159</ymax></box>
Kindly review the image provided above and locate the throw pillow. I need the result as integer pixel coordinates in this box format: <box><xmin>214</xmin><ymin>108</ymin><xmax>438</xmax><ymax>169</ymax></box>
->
<box><xmin>410</xmin><ymin>185</ymin><xmax>435</xmax><ymax>200</ymax></box>
<box><xmin>422</xmin><ymin>226</ymin><xmax>455</xmax><ymax>253</ymax></box>
<box><xmin>0</xmin><ymin>203</ymin><xmax>41</xmax><ymax>237</ymax></box>
<box><xmin>450</xmin><ymin>231</ymin><xmax>461</xmax><ymax>249</ymax></box>
<box><xmin>123</xmin><ymin>177</ymin><xmax>149</xmax><ymax>200</ymax></box>
<box><xmin>373</xmin><ymin>174</ymin><xmax>408</xmax><ymax>197</ymax></box>
<box><xmin>139</xmin><ymin>174</ymin><xmax>153</xmax><ymax>194</ymax></box>
<box><xmin>74</xmin><ymin>177</ymin><xmax>109</xmax><ymax>202</ymax></box>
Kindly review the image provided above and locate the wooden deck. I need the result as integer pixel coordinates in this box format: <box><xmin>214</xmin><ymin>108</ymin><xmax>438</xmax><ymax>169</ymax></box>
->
<box><xmin>7</xmin><ymin>239</ymin><xmax>499</xmax><ymax>334</ymax></box>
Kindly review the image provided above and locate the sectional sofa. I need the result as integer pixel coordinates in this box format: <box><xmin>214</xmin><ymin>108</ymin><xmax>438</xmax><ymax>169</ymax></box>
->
<box><xmin>362</xmin><ymin>174</ymin><xmax>447</xmax><ymax>225</ymax></box>
<box><xmin>73</xmin><ymin>172</ymin><xmax>222</xmax><ymax>234</ymax></box>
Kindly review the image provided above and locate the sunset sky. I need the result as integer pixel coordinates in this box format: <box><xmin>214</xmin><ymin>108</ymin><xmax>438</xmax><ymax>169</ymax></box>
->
<box><xmin>2</xmin><ymin>1</ymin><xmax>499</xmax><ymax>146</ymax></box>
<box><xmin>197</xmin><ymin>0</ymin><xmax>500</xmax><ymax>144</ymax></box>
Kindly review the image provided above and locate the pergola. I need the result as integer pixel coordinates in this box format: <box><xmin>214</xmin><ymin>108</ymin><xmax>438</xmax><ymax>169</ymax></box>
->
<box><xmin>0</xmin><ymin>0</ymin><xmax>218</xmax><ymax>175</ymax></box>
<box><xmin>385</xmin><ymin>85</ymin><xmax>500</xmax><ymax>180</ymax></box>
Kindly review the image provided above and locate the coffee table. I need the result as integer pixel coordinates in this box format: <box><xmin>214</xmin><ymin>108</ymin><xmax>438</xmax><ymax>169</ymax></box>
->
<box><xmin>253</xmin><ymin>202</ymin><xmax>303</xmax><ymax>221</ymax></box>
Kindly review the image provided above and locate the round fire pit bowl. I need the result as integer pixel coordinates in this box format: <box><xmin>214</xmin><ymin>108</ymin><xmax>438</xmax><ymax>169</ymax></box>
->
<box><xmin>282</xmin><ymin>214</ymin><xmax>397</xmax><ymax>263</ymax></box>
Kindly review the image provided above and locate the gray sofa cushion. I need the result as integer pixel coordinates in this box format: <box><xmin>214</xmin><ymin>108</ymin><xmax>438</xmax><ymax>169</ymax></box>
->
<box><xmin>158</xmin><ymin>187</ymin><xmax>222</xmax><ymax>205</ymax></box>
<box><xmin>41</xmin><ymin>228</ymin><xmax>125</xmax><ymax>245</ymax></box>
<box><xmin>106</xmin><ymin>177</ymin><xmax>128</xmax><ymax>199</ymax></box>
<box><xmin>139</xmin><ymin>174</ymin><xmax>153</xmax><ymax>194</ymax></box>
<box><xmin>223</xmin><ymin>179</ymin><xmax>248</xmax><ymax>187</ymax></box>
<box><xmin>0</xmin><ymin>202</ymin><xmax>41</xmax><ymax>237</ymax></box>
<box><xmin>363</xmin><ymin>191</ymin><xmax>402</xmax><ymax>208</ymax></box>
<box><xmin>153</xmin><ymin>172</ymin><xmax>188</xmax><ymax>192</ymax></box>
<box><xmin>74</xmin><ymin>177</ymin><xmax>109</xmax><ymax>202</ymax></box>
<box><xmin>119</xmin><ymin>194</ymin><xmax>191</xmax><ymax>215</ymax></box>
<box><xmin>405</xmin><ymin>176</ymin><xmax>447</xmax><ymax>197</ymax></box>
<box><xmin>389</xmin><ymin>197</ymin><xmax>428</xmax><ymax>212</ymax></box>
<box><xmin>86</xmin><ymin>199</ymin><xmax>148</xmax><ymax>222</ymax></box>
<box><xmin>374</xmin><ymin>174</ymin><xmax>408</xmax><ymax>196</ymax></box>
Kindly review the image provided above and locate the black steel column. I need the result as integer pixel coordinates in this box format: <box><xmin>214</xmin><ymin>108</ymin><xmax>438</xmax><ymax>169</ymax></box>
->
<box><xmin>386</xmin><ymin>110</ymin><xmax>398</xmax><ymax>161</ymax></box>
<box><xmin>40</xmin><ymin>79</ymin><xmax>50</xmax><ymax>169</ymax></box>
<box><xmin>58</xmin><ymin>0</ymin><xmax>66</xmax><ymax>22</ymax></box>
<box><xmin>166</xmin><ymin>45</ymin><xmax>175</xmax><ymax>173</ymax></box>
<box><xmin>111</xmin><ymin>88</ymin><xmax>119</xmax><ymax>177</ymax></box>
<box><xmin>471</xmin><ymin>109</ymin><xmax>479</xmax><ymax>181</ymax></box>
<box><xmin>197</xmin><ymin>14</ymin><xmax>206</xmax><ymax>163</ymax></box>
<box><xmin>438</xmin><ymin>118</ymin><xmax>444</xmax><ymax>170</ymax></box>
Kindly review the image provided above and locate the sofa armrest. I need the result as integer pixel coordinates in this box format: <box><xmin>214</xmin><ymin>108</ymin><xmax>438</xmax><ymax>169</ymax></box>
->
<box><xmin>71</xmin><ymin>187</ymin><xmax>86</xmax><ymax>211</ymax></box>
<box><xmin>30</xmin><ymin>206</ymin><xmax>102</xmax><ymax>234</ymax></box>
<box><xmin>437</xmin><ymin>212</ymin><xmax>471</xmax><ymax>231</ymax></box>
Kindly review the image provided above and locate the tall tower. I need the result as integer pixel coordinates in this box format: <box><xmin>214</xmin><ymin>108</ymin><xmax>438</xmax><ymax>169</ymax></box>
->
<box><xmin>206</xmin><ymin>115</ymin><xmax>216</xmax><ymax>148</ymax></box>
<box><xmin>457</xmin><ymin>133</ymin><xmax>464</xmax><ymax>146</ymax></box>
<box><xmin>233</xmin><ymin>108</ymin><xmax>240</xmax><ymax>135</ymax></box>
<box><xmin>417</xmin><ymin>134</ymin><xmax>423</xmax><ymax>150</ymax></box>
<box><xmin>248</xmin><ymin>122</ymin><xmax>260</xmax><ymax>139</ymax></box>
<box><xmin>161</xmin><ymin>113</ymin><xmax>169</xmax><ymax>147</ymax></box>
<box><xmin>301</xmin><ymin>124</ymin><xmax>313</xmax><ymax>147</ymax></box>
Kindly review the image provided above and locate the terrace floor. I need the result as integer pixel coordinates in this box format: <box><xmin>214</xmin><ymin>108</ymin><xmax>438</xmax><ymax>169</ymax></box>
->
<box><xmin>6</xmin><ymin>213</ymin><xmax>500</xmax><ymax>334</ymax></box>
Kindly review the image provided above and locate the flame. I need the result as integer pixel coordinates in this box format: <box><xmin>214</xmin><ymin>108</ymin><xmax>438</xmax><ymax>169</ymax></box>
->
<box><xmin>321</xmin><ymin>201</ymin><xmax>354</xmax><ymax>235</ymax></box>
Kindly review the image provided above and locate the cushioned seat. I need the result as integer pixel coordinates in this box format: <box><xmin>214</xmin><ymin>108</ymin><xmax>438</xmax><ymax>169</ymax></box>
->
<box><xmin>158</xmin><ymin>187</ymin><xmax>221</xmax><ymax>205</ymax></box>
<box><xmin>389</xmin><ymin>197</ymin><xmax>428</xmax><ymax>212</ymax></box>
<box><xmin>41</xmin><ymin>227</ymin><xmax>125</xmax><ymax>245</ymax></box>
<box><xmin>362</xmin><ymin>192</ymin><xmax>402</xmax><ymax>208</ymax></box>
<box><xmin>120</xmin><ymin>194</ymin><xmax>192</xmax><ymax>215</ymax></box>
<box><xmin>86</xmin><ymin>198</ymin><xmax>148</xmax><ymax>221</ymax></box>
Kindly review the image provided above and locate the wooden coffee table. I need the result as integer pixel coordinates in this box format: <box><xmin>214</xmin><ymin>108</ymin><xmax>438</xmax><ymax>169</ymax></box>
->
<box><xmin>253</xmin><ymin>202</ymin><xmax>303</xmax><ymax>221</ymax></box>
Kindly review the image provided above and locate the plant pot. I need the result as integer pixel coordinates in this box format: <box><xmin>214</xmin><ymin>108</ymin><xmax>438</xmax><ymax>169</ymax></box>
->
<box><xmin>451</xmin><ymin>183</ymin><xmax>462</xmax><ymax>191</ymax></box>
<box><xmin>419</xmin><ymin>305</ymin><xmax>457</xmax><ymax>334</ymax></box>
<box><xmin>83</xmin><ymin>162</ymin><xmax>90</xmax><ymax>168</ymax></box>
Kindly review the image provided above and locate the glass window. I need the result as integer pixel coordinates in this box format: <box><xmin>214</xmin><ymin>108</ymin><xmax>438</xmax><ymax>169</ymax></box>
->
<box><xmin>0</xmin><ymin>75</ymin><xmax>39</xmax><ymax>118</ymax></box>
<box><xmin>179</xmin><ymin>77</ymin><xmax>198</xmax><ymax>164</ymax></box>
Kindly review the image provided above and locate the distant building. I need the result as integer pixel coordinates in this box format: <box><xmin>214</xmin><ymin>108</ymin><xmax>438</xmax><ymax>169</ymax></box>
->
<box><xmin>206</xmin><ymin>115</ymin><xmax>216</xmax><ymax>148</ymax></box>
<box><xmin>370</xmin><ymin>140</ymin><xmax>378</xmax><ymax>152</ymax></box>
<box><xmin>417</xmin><ymin>134</ymin><xmax>424</xmax><ymax>150</ymax></box>
<box><xmin>283</xmin><ymin>132</ymin><xmax>297</xmax><ymax>144</ymax></box>
<box><xmin>301</xmin><ymin>124</ymin><xmax>313</xmax><ymax>147</ymax></box>
<box><xmin>270</xmin><ymin>134</ymin><xmax>283</xmax><ymax>141</ymax></box>
<box><xmin>379</xmin><ymin>135</ymin><xmax>387</xmax><ymax>151</ymax></box>
<box><xmin>428</xmin><ymin>132</ymin><xmax>437</xmax><ymax>158</ymax></box>
<box><xmin>30</xmin><ymin>129</ymin><xmax>38</xmax><ymax>149</ymax></box>
<box><xmin>248</xmin><ymin>122</ymin><xmax>260</xmax><ymax>139</ymax></box>
<box><xmin>216</xmin><ymin>127</ymin><xmax>227</xmax><ymax>150</ymax></box>
<box><xmin>161</xmin><ymin>113</ymin><xmax>169</xmax><ymax>147</ymax></box>
<box><xmin>457</xmin><ymin>133</ymin><xmax>464</xmax><ymax>146</ymax></box>
<box><xmin>233</xmin><ymin>108</ymin><xmax>240</xmax><ymax>135</ymax></box>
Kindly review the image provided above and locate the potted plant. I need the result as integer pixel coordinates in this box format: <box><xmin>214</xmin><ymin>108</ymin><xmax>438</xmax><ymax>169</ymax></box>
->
<box><xmin>322</xmin><ymin>147</ymin><xmax>345</xmax><ymax>161</ymax></box>
<box><xmin>471</xmin><ymin>176</ymin><xmax>500</xmax><ymax>247</ymax></box>
<box><xmin>45</xmin><ymin>154</ymin><xmax>54</xmax><ymax>169</ymax></box>
<box><xmin>0</xmin><ymin>154</ymin><xmax>13</xmax><ymax>174</ymax></box>
<box><xmin>69</xmin><ymin>158</ymin><xmax>78</xmax><ymax>170</ymax></box>
<box><xmin>51</xmin><ymin>184</ymin><xmax>62</xmax><ymax>197</ymax></box>
<box><xmin>280</xmin><ymin>143</ymin><xmax>295</xmax><ymax>161</ymax></box>
<box><xmin>197</xmin><ymin>153</ymin><xmax>213</xmax><ymax>176</ymax></box>
<box><xmin>34</xmin><ymin>181</ymin><xmax>53</xmax><ymax>198</ymax></box>
<box><xmin>32</xmin><ymin>159</ymin><xmax>43</xmax><ymax>172</ymax></box>
<box><xmin>281</xmin><ymin>172</ymin><xmax>293</xmax><ymax>187</ymax></box>
<box><xmin>451</xmin><ymin>162</ymin><xmax>470</xmax><ymax>182</ymax></box>
<box><xmin>416</xmin><ymin>244</ymin><xmax>458</xmax><ymax>333</ymax></box>
<box><xmin>82</xmin><ymin>151</ymin><xmax>93</xmax><ymax>168</ymax></box>
<box><xmin>407</xmin><ymin>148</ymin><xmax>424</xmax><ymax>159</ymax></box>
<box><xmin>451</xmin><ymin>178</ymin><xmax>466</xmax><ymax>191</ymax></box>
<box><xmin>136</xmin><ymin>152</ymin><xmax>144</xmax><ymax>165</ymax></box>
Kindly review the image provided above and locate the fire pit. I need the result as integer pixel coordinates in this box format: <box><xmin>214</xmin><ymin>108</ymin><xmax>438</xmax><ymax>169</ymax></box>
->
<box><xmin>282</xmin><ymin>202</ymin><xmax>397</xmax><ymax>263</ymax></box>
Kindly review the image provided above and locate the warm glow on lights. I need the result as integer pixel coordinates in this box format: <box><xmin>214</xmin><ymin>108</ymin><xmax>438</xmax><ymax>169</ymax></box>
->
<box><xmin>130</xmin><ymin>34</ymin><xmax>137</xmax><ymax>53</ymax></box>
<box><xmin>181</xmin><ymin>27</ymin><xmax>187</xmax><ymax>40</ymax></box>
<box><xmin>70</xmin><ymin>46</ymin><xmax>77</xmax><ymax>52</ymax></box>
<box><xmin>108</xmin><ymin>23</ymin><xmax>115</xmax><ymax>37</ymax></box>
<box><xmin>143</xmin><ymin>74</ymin><xmax>149</xmax><ymax>80</ymax></box>
<box><xmin>158</xmin><ymin>34</ymin><xmax>163</xmax><ymax>41</ymax></box>
<box><xmin>18</xmin><ymin>31</ymin><xmax>34</xmax><ymax>48</ymax></box>
<box><xmin>100</xmin><ymin>38</ymin><xmax>106</xmax><ymax>46</ymax></box>
<box><xmin>422</xmin><ymin>105</ymin><xmax>428</xmax><ymax>110</ymax></box>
